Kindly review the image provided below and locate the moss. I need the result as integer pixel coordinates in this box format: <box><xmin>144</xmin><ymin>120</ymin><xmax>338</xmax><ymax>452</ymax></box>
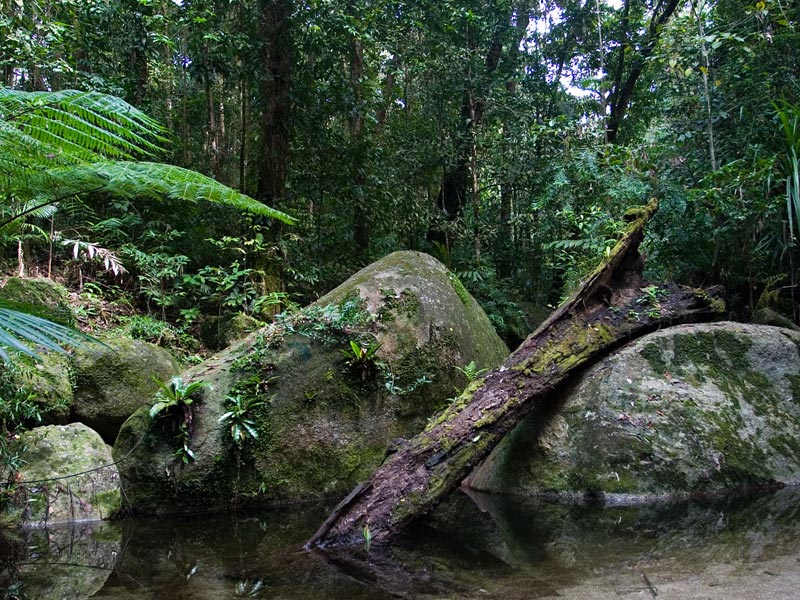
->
<box><xmin>640</xmin><ymin>342</ymin><xmax>668</xmax><ymax>376</ymax></box>
<box><xmin>0</xmin><ymin>277</ymin><xmax>74</xmax><ymax>326</ymax></box>
<box><xmin>787</xmin><ymin>374</ymin><xmax>800</xmax><ymax>404</ymax></box>
<box><xmin>767</xmin><ymin>435</ymin><xmax>800</xmax><ymax>464</ymax></box>
<box><xmin>447</xmin><ymin>272</ymin><xmax>471</xmax><ymax>306</ymax></box>
<box><xmin>93</xmin><ymin>489</ymin><xmax>122</xmax><ymax>517</ymax></box>
<box><xmin>199</xmin><ymin>313</ymin><xmax>263</xmax><ymax>351</ymax></box>
<box><xmin>378</xmin><ymin>289</ymin><xmax>421</xmax><ymax>323</ymax></box>
<box><xmin>671</xmin><ymin>331</ymin><xmax>751</xmax><ymax>376</ymax></box>
<box><xmin>668</xmin><ymin>330</ymin><xmax>781</xmax><ymax>418</ymax></box>
<box><xmin>518</xmin><ymin>323</ymin><xmax>617</xmax><ymax>375</ymax></box>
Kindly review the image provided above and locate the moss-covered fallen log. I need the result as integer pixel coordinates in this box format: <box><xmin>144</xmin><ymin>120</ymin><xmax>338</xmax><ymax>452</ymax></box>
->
<box><xmin>307</xmin><ymin>199</ymin><xmax>725</xmax><ymax>548</ymax></box>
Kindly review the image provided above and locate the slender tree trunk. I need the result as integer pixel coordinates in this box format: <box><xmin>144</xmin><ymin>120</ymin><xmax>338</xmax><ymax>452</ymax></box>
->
<box><xmin>496</xmin><ymin>1</ymin><xmax>531</xmax><ymax>276</ymax></box>
<box><xmin>204</xmin><ymin>60</ymin><xmax>221</xmax><ymax>180</ymax></box>
<box><xmin>240</xmin><ymin>69</ymin><xmax>248</xmax><ymax>192</ymax></box>
<box><xmin>125</xmin><ymin>0</ymin><xmax>149</xmax><ymax>106</ymax></box>
<box><xmin>693</xmin><ymin>1</ymin><xmax>717</xmax><ymax>171</ymax></box>
<box><xmin>307</xmin><ymin>200</ymin><xmax>725</xmax><ymax>548</ymax></box>
<box><xmin>497</xmin><ymin>183</ymin><xmax>513</xmax><ymax>278</ymax></box>
<box><xmin>468</xmin><ymin>89</ymin><xmax>480</xmax><ymax>261</ymax></box>
<box><xmin>606</xmin><ymin>0</ymin><xmax>682</xmax><ymax>143</ymax></box>
<box><xmin>256</xmin><ymin>0</ymin><xmax>293</xmax><ymax>205</ymax></box>
<box><xmin>350</xmin><ymin>30</ymin><xmax>369</xmax><ymax>260</ymax></box>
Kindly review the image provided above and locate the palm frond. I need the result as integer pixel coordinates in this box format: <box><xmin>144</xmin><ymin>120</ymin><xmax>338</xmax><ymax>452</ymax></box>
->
<box><xmin>0</xmin><ymin>301</ymin><xmax>101</xmax><ymax>363</ymax></box>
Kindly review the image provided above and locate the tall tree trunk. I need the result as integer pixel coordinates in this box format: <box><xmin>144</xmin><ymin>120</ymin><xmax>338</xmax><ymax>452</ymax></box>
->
<box><xmin>204</xmin><ymin>57</ymin><xmax>221</xmax><ymax>180</ymax></box>
<box><xmin>125</xmin><ymin>0</ymin><xmax>149</xmax><ymax>106</ymax></box>
<box><xmin>240</xmin><ymin>70</ymin><xmax>248</xmax><ymax>192</ymax></box>
<box><xmin>256</xmin><ymin>0</ymin><xmax>293</xmax><ymax>205</ymax></box>
<box><xmin>307</xmin><ymin>200</ymin><xmax>725</xmax><ymax>548</ymax></box>
<box><xmin>433</xmin><ymin>25</ymin><xmax>501</xmax><ymax>231</ymax></box>
<box><xmin>350</xmin><ymin>29</ymin><xmax>370</xmax><ymax>261</ymax></box>
<box><xmin>496</xmin><ymin>1</ymin><xmax>531</xmax><ymax>276</ymax></box>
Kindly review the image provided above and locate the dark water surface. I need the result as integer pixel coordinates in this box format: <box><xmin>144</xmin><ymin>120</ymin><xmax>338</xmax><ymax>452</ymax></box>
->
<box><xmin>2</xmin><ymin>487</ymin><xmax>800</xmax><ymax>599</ymax></box>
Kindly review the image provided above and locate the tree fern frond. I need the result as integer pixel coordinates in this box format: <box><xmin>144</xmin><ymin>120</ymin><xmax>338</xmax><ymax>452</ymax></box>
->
<box><xmin>70</xmin><ymin>161</ymin><xmax>296</xmax><ymax>224</ymax></box>
<box><xmin>0</xmin><ymin>88</ymin><xmax>294</xmax><ymax>225</ymax></box>
<box><xmin>0</xmin><ymin>88</ymin><xmax>166</xmax><ymax>155</ymax></box>
<box><xmin>0</xmin><ymin>87</ymin><xmax>294</xmax><ymax>361</ymax></box>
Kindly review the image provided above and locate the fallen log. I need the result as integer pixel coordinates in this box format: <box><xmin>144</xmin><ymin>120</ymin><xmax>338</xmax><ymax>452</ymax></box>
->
<box><xmin>307</xmin><ymin>199</ymin><xmax>725</xmax><ymax>548</ymax></box>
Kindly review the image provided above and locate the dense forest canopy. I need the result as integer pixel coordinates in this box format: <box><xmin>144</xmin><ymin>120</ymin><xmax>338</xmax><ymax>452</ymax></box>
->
<box><xmin>1</xmin><ymin>0</ymin><xmax>799</xmax><ymax>345</ymax></box>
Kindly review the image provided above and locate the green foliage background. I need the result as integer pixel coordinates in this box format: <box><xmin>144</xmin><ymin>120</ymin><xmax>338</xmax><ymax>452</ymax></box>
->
<box><xmin>1</xmin><ymin>0</ymin><xmax>799</xmax><ymax>344</ymax></box>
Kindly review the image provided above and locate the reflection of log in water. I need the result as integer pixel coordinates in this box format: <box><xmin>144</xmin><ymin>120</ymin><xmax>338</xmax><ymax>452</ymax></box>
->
<box><xmin>310</xmin><ymin>487</ymin><xmax>800</xmax><ymax>599</ymax></box>
<box><xmin>309</xmin><ymin>530</ymin><xmax>507</xmax><ymax>600</ymax></box>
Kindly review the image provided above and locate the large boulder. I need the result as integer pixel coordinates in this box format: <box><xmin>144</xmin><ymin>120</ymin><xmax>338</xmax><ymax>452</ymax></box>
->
<box><xmin>0</xmin><ymin>277</ymin><xmax>75</xmax><ymax>326</ymax></box>
<box><xmin>469</xmin><ymin>322</ymin><xmax>800</xmax><ymax>501</ymax></box>
<box><xmin>3</xmin><ymin>423</ymin><xmax>121</xmax><ymax>527</ymax></box>
<box><xmin>71</xmin><ymin>338</ymin><xmax>180</xmax><ymax>443</ymax></box>
<box><xmin>114</xmin><ymin>251</ymin><xmax>509</xmax><ymax>513</ymax></box>
<box><xmin>199</xmin><ymin>312</ymin><xmax>263</xmax><ymax>351</ymax></box>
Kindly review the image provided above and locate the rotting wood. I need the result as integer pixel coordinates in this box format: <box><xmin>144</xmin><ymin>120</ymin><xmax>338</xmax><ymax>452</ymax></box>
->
<box><xmin>307</xmin><ymin>199</ymin><xmax>725</xmax><ymax>548</ymax></box>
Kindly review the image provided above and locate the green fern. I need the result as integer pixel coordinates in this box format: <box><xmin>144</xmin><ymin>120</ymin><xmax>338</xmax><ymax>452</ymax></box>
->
<box><xmin>0</xmin><ymin>87</ymin><xmax>295</xmax><ymax>226</ymax></box>
<box><xmin>0</xmin><ymin>86</ymin><xmax>295</xmax><ymax>361</ymax></box>
<box><xmin>0</xmin><ymin>301</ymin><xmax>98</xmax><ymax>363</ymax></box>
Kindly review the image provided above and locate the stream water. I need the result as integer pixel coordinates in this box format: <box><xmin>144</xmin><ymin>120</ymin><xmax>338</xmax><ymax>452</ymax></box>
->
<box><xmin>2</xmin><ymin>486</ymin><xmax>800</xmax><ymax>599</ymax></box>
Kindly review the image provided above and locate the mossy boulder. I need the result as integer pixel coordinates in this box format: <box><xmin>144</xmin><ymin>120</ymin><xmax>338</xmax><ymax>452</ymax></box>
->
<box><xmin>469</xmin><ymin>322</ymin><xmax>800</xmax><ymax>501</ymax></box>
<box><xmin>753</xmin><ymin>307</ymin><xmax>800</xmax><ymax>332</ymax></box>
<box><xmin>3</xmin><ymin>423</ymin><xmax>121</xmax><ymax>527</ymax></box>
<box><xmin>114</xmin><ymin>250</ymin><xmax>508</xmax><ymax>513</ymax></box>
<box><xmin>0</xmin><ymin>277</ymin><xmax>75</xmax><ymax>326</ymax></box>
<box><xmin>71</xmin><ymin>338</ymin><xmax>179</xmax><ymax>443</ymax></box>
<box><xmin>199</xmin><ymin>312</ymin><xmax>263</xmax><ymax>351</ymax></box>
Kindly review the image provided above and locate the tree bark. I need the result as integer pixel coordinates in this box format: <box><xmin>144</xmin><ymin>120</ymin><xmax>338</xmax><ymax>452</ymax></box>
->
<box><xmin>349</xmin><ymin>24</ymin><xmax>370</xmax><ymax>261</ymax></box>
<box><xmin>307</xmin><ymin>199</ymin><xmax>725</xmax><ymax>548</ymax></box>
<box><xmin>256</xmin><ymin>0</ymin><xmax>293</xmax><ymax>205</ymax></box>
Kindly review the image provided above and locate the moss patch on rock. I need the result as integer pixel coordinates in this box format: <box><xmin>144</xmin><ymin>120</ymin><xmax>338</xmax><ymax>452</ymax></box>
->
<box><xmin>3</xmin><ymin>423</ymin><xmax>121</xmax><ymax>527</ymax></box>
<box><xmin>0</xmin><ymin>277</ymin><xmax>75</xmax><ymax>326</ymax></box>
<box><xmin>71</xmin><ymin>338</ymin><xmax>179</xmax><ymax>443</ymax></box>
<box><xmin>199</xmin><ymin>312</ymin><xmax>264</xmax><ymax>351</ymax></box>
<box><xmin>0</xmin><ymin>351</ymin><xmax>73</xmax><ymax>426</ymax></box>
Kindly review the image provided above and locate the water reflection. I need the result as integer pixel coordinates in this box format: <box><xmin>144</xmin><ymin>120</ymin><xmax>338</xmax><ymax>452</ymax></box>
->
<box><xmin>2</xmin><ymin>487</ymin><xmax>799</xmax><ymax>599</ymax></box>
